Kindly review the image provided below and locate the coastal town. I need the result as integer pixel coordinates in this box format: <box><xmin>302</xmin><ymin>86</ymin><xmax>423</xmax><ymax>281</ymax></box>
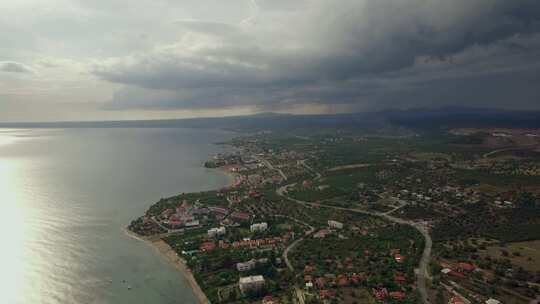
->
<box><xmin>129</xmin><ymin>127</ymin><xmax>540</xmax><ymax>304</ymax></box>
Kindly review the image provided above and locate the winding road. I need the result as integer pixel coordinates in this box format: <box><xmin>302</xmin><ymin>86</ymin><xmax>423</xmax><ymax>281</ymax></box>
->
<box><xmin>276</xmin><ymin>182</ymin><xmax>433</xmax><ymax>304</ymax></box>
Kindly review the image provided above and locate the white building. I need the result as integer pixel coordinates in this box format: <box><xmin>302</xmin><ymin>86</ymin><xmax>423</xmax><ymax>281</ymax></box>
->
<box><xmin>250</xmin><ymin>222</ymin><xmax>268</xmax><ymax>233</ymax></box>
<box><xmin>237</xmin><ymin>258</ymin><xmax>269</xmax><ymax>272</ymax></box>
<box><xmin>237</xmin><ymin>260</ymin><xmax>256</xmax><ymax>272</ymax></box>
<box><xmin>185</xmin><ymin>220</ymin><xmax>200</xmax><ymax>227</ymax></box>
<box><xmin>486</xmin><ymin>299</ymin><xmax>501</xmax><ymax>304</ymax></box>
<box><xmin>207</xmin><ymin>226</ymin><xmax>226</xmax><ymax>238</ymax></box>
<box><xmin>328</xmin><ymin>220</ymin><xmax>344</xmax><ymax>229</ymax></box>
<box><xmin>239</xmin><ymin>275</ymin><xmax>265</xmax><ymax>294</ymax></box>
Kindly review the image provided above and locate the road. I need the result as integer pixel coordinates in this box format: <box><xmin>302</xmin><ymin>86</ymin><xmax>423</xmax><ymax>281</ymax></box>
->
<box><xmin>276</xmin><ymin>183</ymin><xmax>432</xmax><ymax>304</ymax></box>
<box><xmin>282</xmin><ymin>227</ymin><xmax>315</xmax><ymax>272</ymax></box>
<box><xmin>298</xmin><ymin>159</ymin><xmax>322</xmax><ymax>180</ymax></box>
<box><xmin>282</xmin><ymin>226</ymin><xmax>314</xmax><ymax>304</ymax></box>
<box><xmin>256</xmin><ymin>155</ymin><xmax>288</xmax><ymax>181</ymax></box>
<box><xmin>482</xmin><ymin>143</ymin><xmax>539</xmax><ymax>158</ymax></box>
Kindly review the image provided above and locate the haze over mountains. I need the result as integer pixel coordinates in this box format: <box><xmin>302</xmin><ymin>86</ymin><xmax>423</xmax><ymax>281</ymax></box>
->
<box><xmin>2</xmin><ymin>107</ymin><xmax>540</xmax><ymax>132</ymax></box>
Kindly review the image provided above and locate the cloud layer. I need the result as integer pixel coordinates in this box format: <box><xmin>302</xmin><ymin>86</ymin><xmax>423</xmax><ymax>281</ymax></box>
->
<box><xmin>1</xmin><ymin>0</ymin><xmax>540</xmax><ymax>122</ymax></box>
<box><xmin>93</xmin><ymin>0</ymin><xmax>540</xmax><ymax>111</ymax></box>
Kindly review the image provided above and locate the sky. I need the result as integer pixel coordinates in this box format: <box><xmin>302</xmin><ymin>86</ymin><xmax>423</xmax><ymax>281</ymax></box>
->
<box><xmin>1</xmin><ymin>0</ymin><xmax>540</xmax><ymax>122</ymax></box>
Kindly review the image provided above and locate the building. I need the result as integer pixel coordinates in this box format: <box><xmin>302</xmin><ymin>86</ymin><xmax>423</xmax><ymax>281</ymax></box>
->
<box><xmin>262</xmin><ymin>296</ymin><xmax>278</xmax><ymax>304</ymax></box>
<box><xmin>237</xmin><ymin>258</ymin><xmax>268</xmax><ymax>271</ymax></box>
<box><xmin>239</xmin><ymin>275</ymin><xmax>265</xmax><ymax>294</ymax></box>
<box><xmin>208</xmin><ymin>206</ymin><xmax>229</xmax><ymax>215</ymax></box>
<box><xmin>250</xmin><ymin>222</ymin><xmax>268</xmax><ymax>232</ymax></box>
<box><xmin>328</xmin><ymin>220</ymin><xmax>344</xmax><ymax>229</ymax></box>
<box><xmin>389</xmin><ymin>291</ymin><xmax>406</xmax><ymax>300</ymax></box>
<box><xmin>237</xmin><ymin>260</ymin><xmax>256</xmax><ymax>272</ymax></box>
<box><xmin>208</xmin><ymin>226</ymin><xmax>226</xmax><ymax>238</ymax></box>
<box><xmin>457</xmin><ymin>262</ymin><xmax>476</xmax><ymax>272</ymax></box>
<box><xmin>200</xmin><ymin>242</ymin><xmax>216</xmax><ymax>251</ymax></box>
<box><xmin>394</xmin><ymin>254</ymin><xmax>406</xmax><ymax>263</ymax></box>
<box><xmin>486</xmin><ymin>299</ymin><xmax>501</xmax><ymax>304</ymax></box>
<box><xmin>449</xmin><ymin>296</ymin><xmax>465</xmax><ymax>304</ymax></box>
<box><xmin>230</xmin><ymin>211</ymin><xmax>251</xmax><ymax>221</ymax></box>
<box><xmin>313</xmin><ymin>229</ymin><xmax>329</xmax><ymax>238</ymax></box>
<box><xmin>185</xmin><ymin>220</ymin><xmax>200</xmax><ymax>227</ymax></box>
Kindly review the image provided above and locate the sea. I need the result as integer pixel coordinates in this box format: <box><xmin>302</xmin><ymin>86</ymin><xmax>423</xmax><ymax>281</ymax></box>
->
<box><xmin>0</xmin><ymin>127</ymin><xmax>234</xmax><ymax>304</ymax></box>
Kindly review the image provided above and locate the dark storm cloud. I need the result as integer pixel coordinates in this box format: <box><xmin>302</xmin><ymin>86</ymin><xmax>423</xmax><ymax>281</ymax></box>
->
<box><xmin>94</xmin><ymin>0</ymin><xmax>540</xmax><ymax>111</ymax></box>
<box><xmin>0</xmin><ymin>61</ymin><xmax>33</xmax><ymax>74</ymax></box>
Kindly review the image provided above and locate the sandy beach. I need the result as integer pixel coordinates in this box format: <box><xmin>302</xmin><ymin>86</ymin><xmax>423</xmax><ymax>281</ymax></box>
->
<box><xmin>123</xmin><ymin>164</ymin><xmax>239</xmax><ymax>303</ymax></box>
<box><xmin>124</xmin><ymin>228</ymin><xmax>210</xmax><ymax>304</ymax></box>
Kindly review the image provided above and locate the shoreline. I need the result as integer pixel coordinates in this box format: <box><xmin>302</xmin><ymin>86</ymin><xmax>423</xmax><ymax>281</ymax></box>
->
<box><xmin>126</xmin><ymin>152</ymin><xmax>241</xmax><ymax>304</ymax></box>
<box><xmin>124</xmin><ymin>228</ymin><xmax>210</xmax><ymax>304</ymax></box>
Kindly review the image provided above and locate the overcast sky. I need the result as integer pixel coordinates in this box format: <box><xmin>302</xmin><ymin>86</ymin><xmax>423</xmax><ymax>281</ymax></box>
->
<box><xmin>1</xmin><ymin>0</ymin><xmax>540</xmax><ymax>122</ymax></box>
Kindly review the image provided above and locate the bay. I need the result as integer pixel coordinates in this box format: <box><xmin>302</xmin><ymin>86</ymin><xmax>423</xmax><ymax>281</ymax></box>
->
<box><xmin>0</xmin><ymin>127</ymin><xmax>233</xmax><ymax>304</ymax></box>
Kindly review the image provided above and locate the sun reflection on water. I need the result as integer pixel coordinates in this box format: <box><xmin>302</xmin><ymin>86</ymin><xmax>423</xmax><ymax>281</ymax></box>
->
<box><xmin>0</xmin><ymin>137</ymin><xmax>28</xmax><ymax>302</ymax></box>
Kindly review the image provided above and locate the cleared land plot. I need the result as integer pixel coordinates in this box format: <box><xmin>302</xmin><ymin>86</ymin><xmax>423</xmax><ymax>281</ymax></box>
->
<box><xmin>483</xmin><ymin>240</ymin><xmax>540</xmax><ymax>272</ymax></box>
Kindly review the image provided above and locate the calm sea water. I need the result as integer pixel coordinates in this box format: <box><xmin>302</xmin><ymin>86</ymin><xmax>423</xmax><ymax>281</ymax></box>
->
<box><xmin>0</xmin><ymin>128</ymin><xmax>234</xmax><ymax>304</ymax></box>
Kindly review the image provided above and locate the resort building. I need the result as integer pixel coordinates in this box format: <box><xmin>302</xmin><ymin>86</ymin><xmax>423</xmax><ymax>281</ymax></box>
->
<box><xmin>250</xmin><ymin>222</ymin><xmax>268</xmax><ymax>232</ymax></box>
<box><xmin>207</xmin><ymin>226</ymin><xmax>226</xmax><ymax>238</ymax></box>
<box><xmin>328</xmin><ymin>220</ymin><xmax>344</xmax><ymax>229</ymax></box>
<box><xmin>239</xmin><ymin>275</ymin><xmax>265</xmax><ymax>294</ymax></box>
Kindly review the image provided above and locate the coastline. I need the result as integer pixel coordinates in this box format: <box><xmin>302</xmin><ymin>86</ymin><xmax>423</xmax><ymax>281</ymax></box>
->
<box><xmin>124</xmin><ymin>228</ymin><xmax>210</xmax><ymax>304</ymax></box>
<box><xmin>124</xmin><ymin>160</ymin><xmax>239</xmax><ymax>304</ymax></box>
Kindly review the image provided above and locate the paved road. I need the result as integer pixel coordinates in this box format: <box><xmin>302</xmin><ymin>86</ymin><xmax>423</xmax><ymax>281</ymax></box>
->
<box><xmin>256</xmin><ymin>156</ymin><xmax>288</xmax><ymax>181</ymax></box>
<box><xmin>282</xmin><ymin>227</ymin><xmax>315</xmax><ymax>272</ymax></box>
<box><xmin>276</xmin><ymin>183</ymin><xmax>433</xmax><ymax>304</ymax></box>
<box><xmin>298</xmin><ymin>159</ymin><xmax>322</xmax><ymax>180</ymax></box>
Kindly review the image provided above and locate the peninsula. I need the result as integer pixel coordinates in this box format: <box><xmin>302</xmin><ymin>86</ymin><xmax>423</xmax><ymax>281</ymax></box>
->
<box><xmin>129</xmin><ymin>124</ymin><xmax>540</xmax><ymax>304</ymax></box>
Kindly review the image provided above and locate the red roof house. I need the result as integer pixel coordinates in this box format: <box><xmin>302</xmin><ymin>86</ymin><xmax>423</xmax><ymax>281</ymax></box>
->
<box><xmin>389</xmin><ymin>291</ymin><xmax>406</xmax><ymax>300</ymax></box>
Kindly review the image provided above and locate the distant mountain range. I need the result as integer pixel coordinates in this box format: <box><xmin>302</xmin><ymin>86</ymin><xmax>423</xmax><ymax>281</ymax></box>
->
<box><xmin>1</xmin><ymin>107</ymin><xmax>539</xmax><ymax>132</ymax></box>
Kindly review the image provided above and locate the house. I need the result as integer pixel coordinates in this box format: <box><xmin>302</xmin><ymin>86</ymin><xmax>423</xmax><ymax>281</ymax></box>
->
<box><xmin>315</xmin><ymin>277</ymin><xmax>326</xmax><ymax>289</ymax></box>
<box><xmin>207</xmin><ymin>227</ymin><xmax>226</xmax><ymax>238</ymax></box>
<box><xmin>302</xmin><ymin>180</ymin><xmax>313</xmax><ymax>188</ymax></box>
<box><xmin>457</xmin><ymin>262</ymin><xmax>476</xmax><ymax>272</ymax></box>
<box><xmin>394</xmin><ymin>254</ymin><xmax>406</xmax><ymax>263</ymax></box>
<box><xmin>248</xmin><ymin>190</ymin><xmax>262</xmax><ymax>199</ymax></box>
<box><xmin>389</xmin><ymin>291</ymin><xmax>406</xmax><ymax>300</ymax></box>
<box><xmin>337</xmin><ymin>275</ymin><xmax>349</xmax><ymax>287</ymax></box>
<box><xmin>200</xmin><ymin>242</ymin><xmax>216</xmax><ymax>251</ymax></box>
<box><xmin>208</xmin><ymin>206</ymin><xmax>229</xmax><ymax>215</ymax></box>
<box><xmin>328</xmin><ymin>220</ymin><xmax>344</xmax><ymax>229</ymax></box>
<box><xmin>449</xmin><ymin>296</ymin><xmax>465</xmax><ymax>304</ymax></box>
<box><xmin>251</xmin><ymin>222</ymin><xmax>268</xmax><ymax>232</ymax></box>
<box><xmin>372</xmin><ymin>288</ymin><xmax>389</xmax><ymax>301</ymax></box>
<box><xmin>239</xmin><ymin>275</ymin><xmax>265</xmax><ymax>294</ymax></box>
<box><xmin>262</xmin><ymin>296</ymin><xmax>278</xmax><ymax>304</ymax></box>
<box><xmin>230</xmin><ymin>211</ymin><xmax>251</xmax><ymax>221</ymax></box>
<box><xmin>192</xmin><ymin>208</ymin><xmax>209</xmax><ymax>215</ymax></box>
<box><xmin>313</xmin><ymin>229</ymin><xmax>329</xmax><ymax>238</ymax></box>
<box><xmin>351</xmin><ymin>274</ymin><xmax>367</xmax><ymax>283</ymax></box>
<box><xmin>319</xmin><ymin>290</ymin><xmax>337</xmax><ymax>298</ymax></box>
<box><xmin>448</xmin><ymin>270</ymin><xmax>466</xmax><ymax>278</ymax></box>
